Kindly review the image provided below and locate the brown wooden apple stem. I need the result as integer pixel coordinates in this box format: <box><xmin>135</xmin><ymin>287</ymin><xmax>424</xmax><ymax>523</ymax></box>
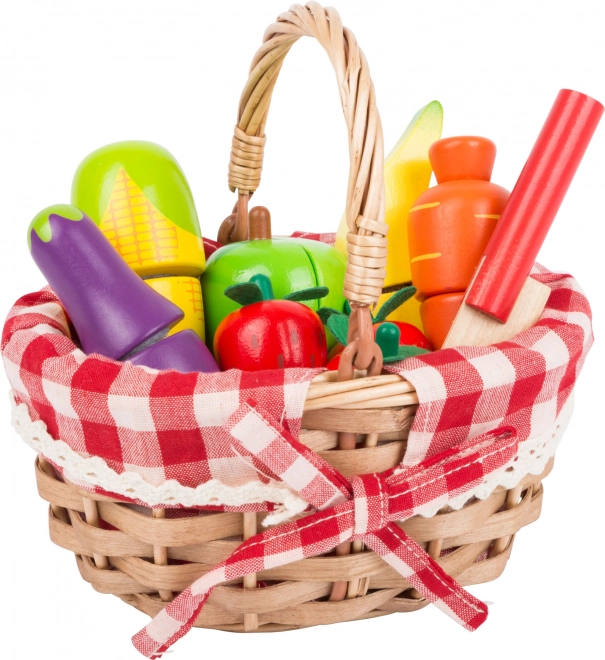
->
<box><xmin>249</xmin><ymin>206</ymin><xmax>272</xmax><ymax>240</ymax></box>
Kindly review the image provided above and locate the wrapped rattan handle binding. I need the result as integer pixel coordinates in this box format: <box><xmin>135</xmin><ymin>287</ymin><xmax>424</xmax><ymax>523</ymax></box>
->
<box><xmin>222</xmin><ymin>2</ymin><xmax>387</xmax><ymax>369</ymax></box>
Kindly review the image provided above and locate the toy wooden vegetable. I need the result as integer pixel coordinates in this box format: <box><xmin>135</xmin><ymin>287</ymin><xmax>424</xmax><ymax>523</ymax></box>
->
<box><xmin>335</xmin><ymin>101</ymin><xmax>444</xmax><ymax>330</ymax></box>
<box><xmin>28</xmin><ymin>204</ymin><xmax>218</xmax><ymax>373</ymax></box>
<box><xmin>129</xmin><ymin>329</ymin><xmax>219</xmax><ymax>373</ymax></box>
<box><xmin>214</xmin><ymin>274</ymin><xmax>328</xmax><ymax>371</ymax></box>
<box><xmin>72</xmin><ymin>141</ymin><xmax>206</xmax><ymax>340</ymax></box>
<box><xmin>466</xmin><ymin>90</ymin><xmax>605</xmax><ymax>321</ymax></box>
<box><xmin>408</xmin><ymin>136</ymin><xmax>510</xmax><ymax>348</ymax></box>
<box><xmin>146</xmin><ymin>277</ymin><xmax>204</xmax><ymax>342</ymax></box>
<box><xmin>202</xmin><ymin>206</ymin><xmax>346</xmax><ymax>349</ymax></box>
<box><xmin>444</xmin><ymin>89</ymin><xmax>604</xmax><ymax>348</ymax></box>
<box><xmin>28</xmin><ymin>205</ymin><xmax>183</xmax><ymax>359</ymax></box>
<box><xmin>374</xmin><ymin>322</ymin><xmax>430</xmax><ymax>362</ymax></box>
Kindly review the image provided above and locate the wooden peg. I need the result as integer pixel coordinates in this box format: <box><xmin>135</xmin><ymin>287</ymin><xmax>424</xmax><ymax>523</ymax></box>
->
<box><xmin>243</xmin><ymin>512</ymin><xmax>259</xmax><ymax>630</ymax></box>
<box><xmin>82</xmin><ymin>497</ymin><xmax>109</xmax><ymax>569</ymax></box>
<box><xmin>152</xmin><ymin>508</ymin><xmax>173</xmax><ymax>602</ymax></box>
<box><xmin>248</xmin><ymin>206</ymin><xmax>271</xmax><ymax>240</ymax></box>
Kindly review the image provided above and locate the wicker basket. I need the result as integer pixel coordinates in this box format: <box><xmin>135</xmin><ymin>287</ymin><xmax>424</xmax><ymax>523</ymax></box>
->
<box><xmin>37</xmin><ymin>451</ymin><xmax>552</xmax><ymax>631</ymax></box>
<box><xmin>21</xmin><ymin>0</ymin><xmax>567</xmax><ymax>639</ymax></box>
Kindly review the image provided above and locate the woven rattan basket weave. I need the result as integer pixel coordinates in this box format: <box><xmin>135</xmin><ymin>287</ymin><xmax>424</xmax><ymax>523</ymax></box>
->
<box><xmin>37</xmin><ymin>451</ymin><xmax>552</xmax><ymax>631</ymax></box>
<box><xmin>27</xmin><ymin>1</ymin><xmax>564</xmax><ymax>636</ymax></box>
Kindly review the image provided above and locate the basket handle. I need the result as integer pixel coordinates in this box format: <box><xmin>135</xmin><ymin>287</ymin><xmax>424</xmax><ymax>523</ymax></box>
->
<box><xmin>226</xmin><ymin>2</ymin><xmax>387</xmax><ymax>305</ymax></box>
<box><xmin>224</xmin><ymin>2</ymin><xmax>387</xmax><ymax>369</ymax></box>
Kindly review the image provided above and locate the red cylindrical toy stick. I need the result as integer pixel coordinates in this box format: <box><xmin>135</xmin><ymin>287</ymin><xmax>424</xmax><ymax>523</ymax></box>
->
<box><xmin>465</xmin><ymin>89</ymin><xmax>603</xmax><ymax>322</ymax></box>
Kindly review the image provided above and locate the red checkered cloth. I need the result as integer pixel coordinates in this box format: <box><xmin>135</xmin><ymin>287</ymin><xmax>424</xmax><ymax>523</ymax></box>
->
<box><xmin>385</xmin><ymin>264</ymin><xmax>592</xmax><ymax>464</ymax></box>
<box><xmin>132</xmin><ymin>401</ymin><xmax>519</xmax><ymax>658</ymax></box>
<box><xmin>1</xmin><ymin>264</ymin><xmax>591</xmax><ymax>499</ymax></box>
<box><xmin>290</xmin><ymin>230</ymin><xmax>337</xmax><ymax>245</ymax></box>
<box><xmin>1</xmin><ymin>288</ymin><xmax>321</xmax><ymax>508</ymax></box>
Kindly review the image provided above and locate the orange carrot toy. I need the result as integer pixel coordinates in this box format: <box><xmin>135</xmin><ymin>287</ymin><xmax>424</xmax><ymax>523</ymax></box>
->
<box><xmin>407</xmin><ymin>136</ymin><xmax>509</xmax><ymax>348</ymax></box>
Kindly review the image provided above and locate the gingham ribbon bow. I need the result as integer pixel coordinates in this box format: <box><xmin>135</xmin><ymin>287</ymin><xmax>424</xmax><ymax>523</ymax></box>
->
<box><xmin>133</xmin><ymin>401</ymin><xmax>519</xmax><ymax>658</ymax></box>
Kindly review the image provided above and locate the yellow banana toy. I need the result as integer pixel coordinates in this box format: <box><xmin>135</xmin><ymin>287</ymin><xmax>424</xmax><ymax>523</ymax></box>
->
<box><xmin>335</xmin><ymin>101</ymin><xmax>443</xmax><ymax>330</ymax></box>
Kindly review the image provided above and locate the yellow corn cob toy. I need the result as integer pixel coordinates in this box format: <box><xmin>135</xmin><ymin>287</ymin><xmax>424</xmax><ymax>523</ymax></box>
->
<box><xmin>335</xmin><ymin>102</ymin><xmax>443</xmax><ymax>330</ymax></box>
<box><xmin>100</xmin><ymin>169</ymin><xmax>204</xmax><ymax>276</ymax></box>
<box><xmin>72</xmin><ymin>141</ymin><xmax>206</xmax><ymax>339</ymax></box>
<box><xmin>146</xmin><ymin>276</ymin><xmax>204</xmax><ymax>340</ymax></box>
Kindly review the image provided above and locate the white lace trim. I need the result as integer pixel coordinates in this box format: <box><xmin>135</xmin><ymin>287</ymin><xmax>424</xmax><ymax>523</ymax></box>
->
<box><xmin>8</xmin><ymin>392</ymin><xmax>308</xmax><ymax>525</ymax></box>
<box><xmin>407</xmin><ymin>394</ymin><xmax>574</xmax><ymax>518</ymax></box>
<box><xmin>8</xmin><ymin>390</ymin><xmax>573</xmax><ymax>525</ymax></box>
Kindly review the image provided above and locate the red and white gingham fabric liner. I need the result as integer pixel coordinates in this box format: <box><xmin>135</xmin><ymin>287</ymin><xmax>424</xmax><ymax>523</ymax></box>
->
<box><xmin>290</xmin><ymin>230</ymin><xmax>336</xmax><ymax>245</ymax></box>
<box><xmin>2</xmin><ymin>288</ymin><xmax>322</xmax><ymax>509</ymax></box>
<box><xmin>1</xmin><ymin>263</ymin><xmax>592</xmax><ymax>501</ymax></box>
<box><xmin>388</xmin><ymin>263</ymin><xmax>593</xmax><ymax>464</ymax></box>
<box><xmin>133</xmin><ymin>401</ymin><xmax>519</xmax><ymax>658</ymax></box>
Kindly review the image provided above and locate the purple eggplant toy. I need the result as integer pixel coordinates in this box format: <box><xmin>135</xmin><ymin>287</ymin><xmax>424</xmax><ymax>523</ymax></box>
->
<box><xmin>129</xmin><ymin>329</ymin><xmax>219</xmax><ymax>373</ymax></box>
<box><xmin>28</xmin><ymin>204</ymin><xmax>183</xmax><ymax>359</ymax></box>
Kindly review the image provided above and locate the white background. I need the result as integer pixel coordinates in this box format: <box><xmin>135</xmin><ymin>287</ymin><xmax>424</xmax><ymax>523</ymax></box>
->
<box><xmin>1</xmin><ymin>1</ymin><xmax>604</xmax><ymax>658</ymax></box>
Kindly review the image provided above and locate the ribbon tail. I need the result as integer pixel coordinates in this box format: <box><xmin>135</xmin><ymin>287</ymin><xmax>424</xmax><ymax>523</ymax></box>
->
<box><xmin>132</xmin><ymin>411</ymin><xmax>514</xmax><ymax>655</ymax></box>
<box><xmin>364</xmin><ymin>523</ymin><xmax>488</xmax><ymax>631</ymax></box>
<box><xmin>132</xmin><ymin>583</ymin><xmax>212</xmax><ymax>659</ymax></box>
<box><xmin>132</xmin><ymin>502</ymin><xmax>354</xmax><ymax>658</ymax></box>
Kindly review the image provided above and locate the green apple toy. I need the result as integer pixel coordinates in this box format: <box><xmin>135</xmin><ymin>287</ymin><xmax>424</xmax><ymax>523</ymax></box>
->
<box><xmin>201</xmin><ymin>206</ymin><xmax>346</xmax><ymax>349</ymax></box>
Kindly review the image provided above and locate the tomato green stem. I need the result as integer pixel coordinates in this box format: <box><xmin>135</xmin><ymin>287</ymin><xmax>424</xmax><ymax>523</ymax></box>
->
<box><xmin>375</xmin><ymin>323</ymin><xmax>400</xmax><ymax>358</ymax></box>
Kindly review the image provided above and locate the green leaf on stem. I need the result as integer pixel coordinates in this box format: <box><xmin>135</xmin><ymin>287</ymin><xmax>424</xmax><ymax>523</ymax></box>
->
<box><xmin>284</xmin><ymin>286</ymin><xmax>329</xmax><ymax>302</ymax></box>
<box><xmin>373</xmin><ymin>286</ymin><xmax>417</xmax><ymax>323</ymax></box>
<box><xmin>317</xmin><ymin>307</ymin><xmax>343</xmax><ymax>324</ymax></box>
<box><xmin>326</xmin><ymin>314</ymin><xmax>350</xmax><ymax>346</ymax></box>
<box><xmin>223</xmin><ymin>282</ymin><xmax>264</xmax><ymax>306</ymax></box>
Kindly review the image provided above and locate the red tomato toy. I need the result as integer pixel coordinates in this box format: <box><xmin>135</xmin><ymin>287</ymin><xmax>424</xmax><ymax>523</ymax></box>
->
<box><xmin>325</xmin><ymin>342</ymin><xmax>344</xmax><ymax>369</ymax></box>
<box><xmin>374</xmin><ymin>320</ymin><xmax>432</xmax><ymax>350</ymax></box>
<box><xmin>214</xmin><ymin>274</ymin><xmax>328</xmax><ymax>371</ymax></box>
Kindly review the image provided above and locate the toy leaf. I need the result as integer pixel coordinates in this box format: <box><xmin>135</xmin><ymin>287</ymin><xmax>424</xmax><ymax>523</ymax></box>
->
<box><xmin>383</xmin><ymin>345</ymin><xmax>430</xmax><ymax>363</ymax></box>
<box><xmin>224</xmin><ymin>282</ymin><xmax>264</xmax><ymax>306</ymax></box>
<box><xmin>373</xmin><ymin>286</ymin><xmax>417</xmax><ymax>323</ymax></box>
<box><xmin>326</xmin><ymin>314</ymin><xmax>350</xmax><ymax>346</ymax></box>
<box><xmin>317</xmin><ymin>307</ymin><xmax>342</xmax><ymax>325</ymax></box>
<box><xmin>284</xmin><ymin>286</ymin><xmax>329</xmax><ymax>302</ymax></box>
